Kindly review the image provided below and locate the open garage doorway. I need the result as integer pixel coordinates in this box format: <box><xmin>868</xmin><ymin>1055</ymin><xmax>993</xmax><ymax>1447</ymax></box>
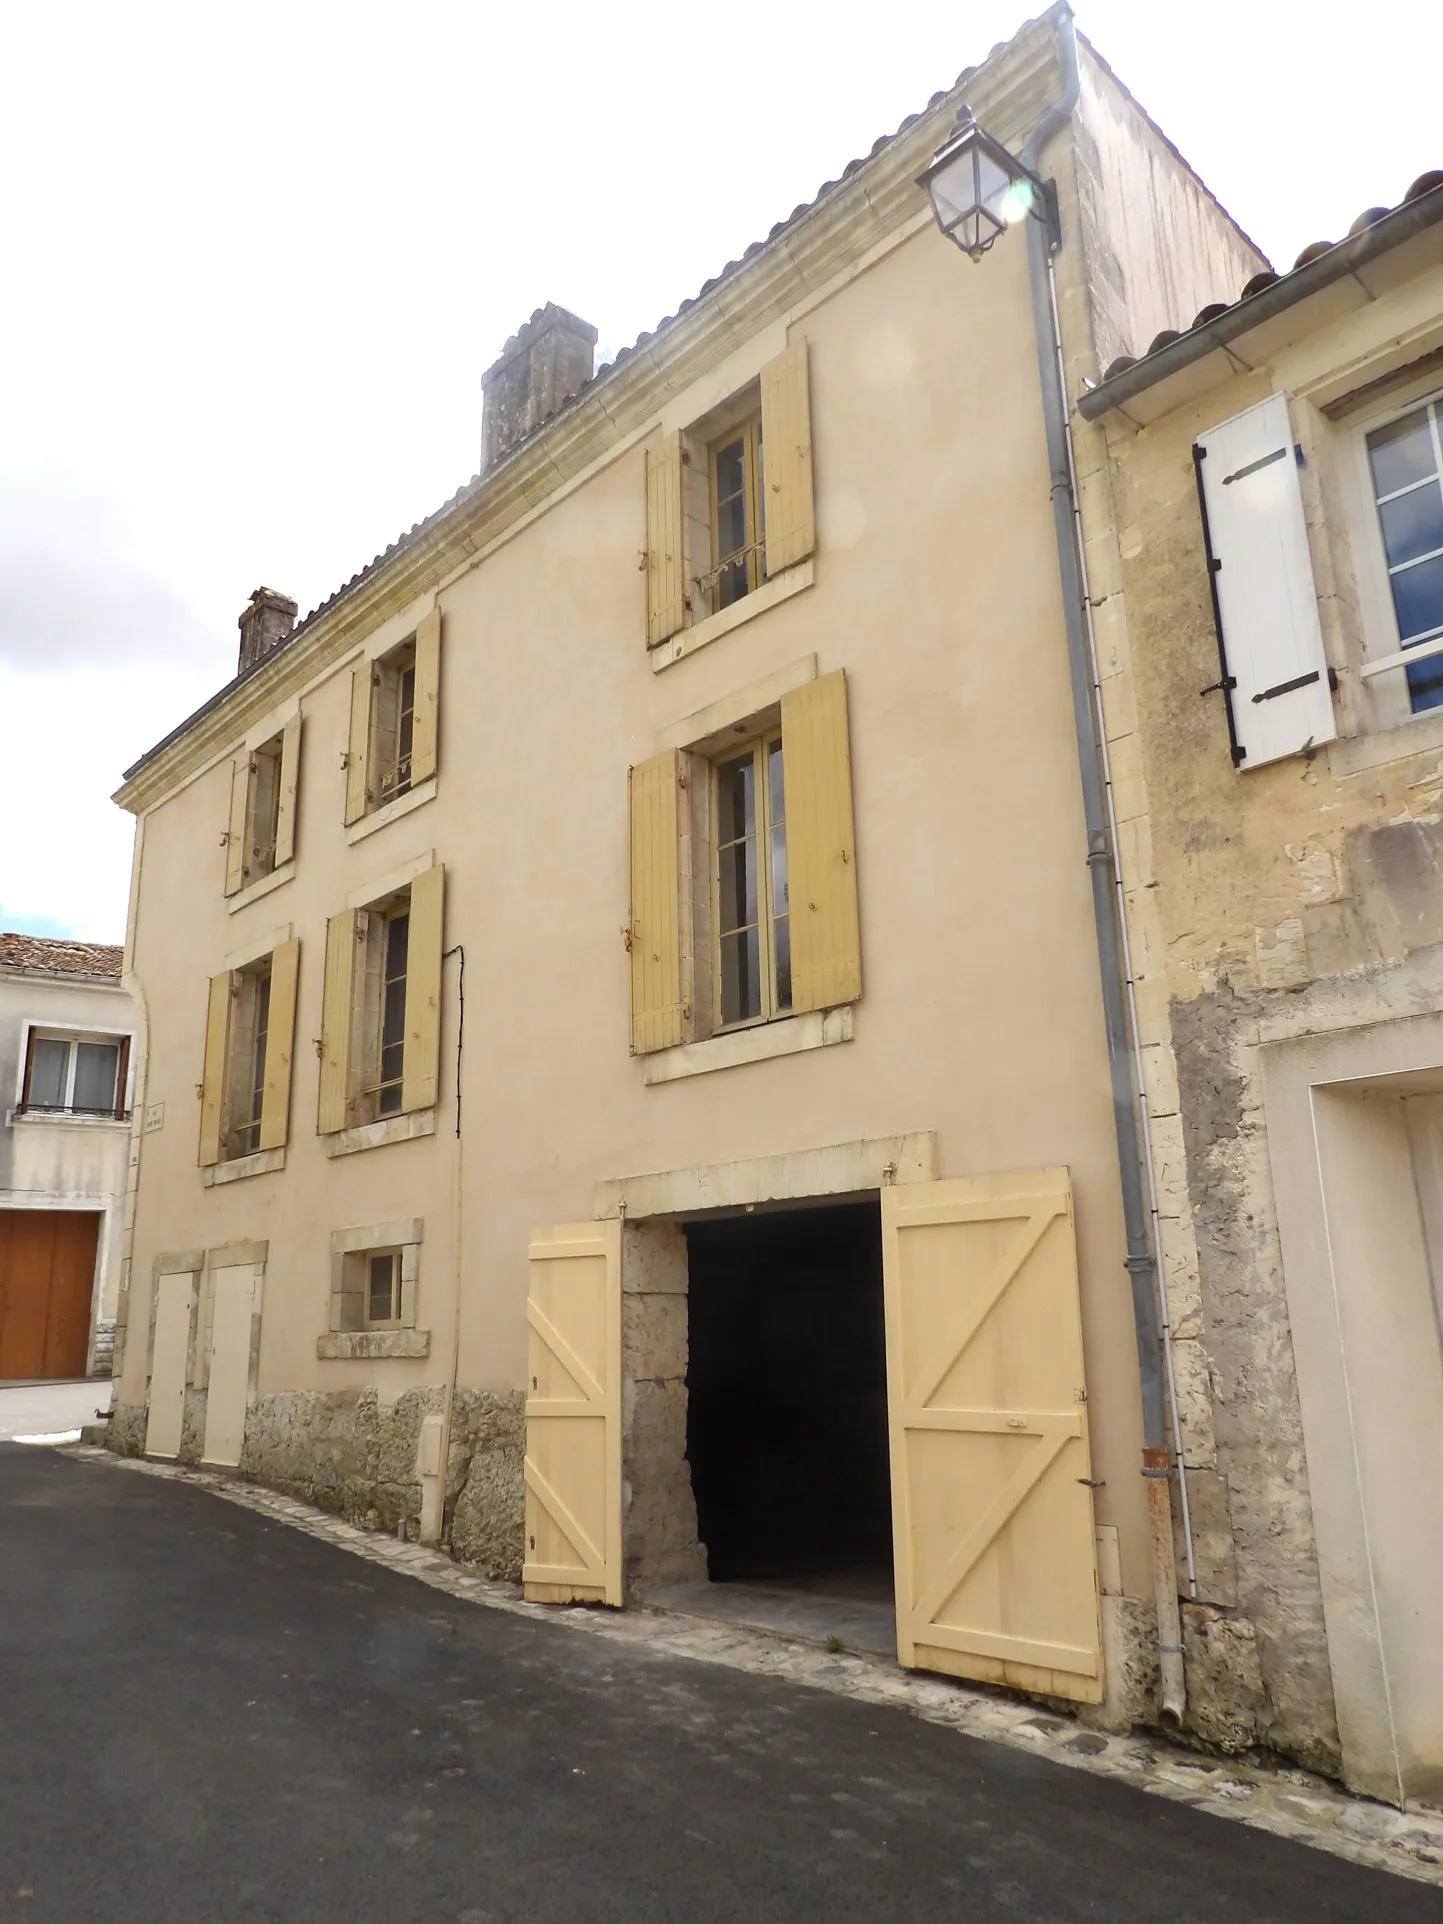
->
<box><xmin>628</xmin><ymin>1198</ymin><xmax>896</xmax><ymax>1651</ymax></box>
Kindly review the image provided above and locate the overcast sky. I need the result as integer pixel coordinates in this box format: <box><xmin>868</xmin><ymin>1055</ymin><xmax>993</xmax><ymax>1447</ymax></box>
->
<box><xmin>1</xmin><ymin>0</ymin><xmax>1436</xmax><ymax>942</ymax></box>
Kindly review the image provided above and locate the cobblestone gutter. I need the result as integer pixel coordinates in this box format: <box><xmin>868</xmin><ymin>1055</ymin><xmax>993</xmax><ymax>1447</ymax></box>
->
<box><xmin>62</xmin><ymin>1443</ymin><xmax>1443</xmax><ymax>1888</ymax></box>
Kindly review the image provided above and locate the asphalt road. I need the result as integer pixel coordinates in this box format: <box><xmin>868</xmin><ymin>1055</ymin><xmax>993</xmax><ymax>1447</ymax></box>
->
<box><xmin>2</xmin><ymin>1446</ymin><xmax>1437</xmax><ymax>1924</ymax></box>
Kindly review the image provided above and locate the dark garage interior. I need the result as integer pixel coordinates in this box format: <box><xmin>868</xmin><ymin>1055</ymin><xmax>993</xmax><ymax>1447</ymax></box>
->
<box><xmin>684</xmin><ymin>1200</ymin><xmax>893</xmax><ymax>1597</ymax></box>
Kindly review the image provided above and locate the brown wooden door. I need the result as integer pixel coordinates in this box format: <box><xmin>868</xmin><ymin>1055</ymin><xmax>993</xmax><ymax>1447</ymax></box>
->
<box><xmin>0</xmin><ymin>1210</ymin><xmax>99</xmax><ymax>1380</ymax></box>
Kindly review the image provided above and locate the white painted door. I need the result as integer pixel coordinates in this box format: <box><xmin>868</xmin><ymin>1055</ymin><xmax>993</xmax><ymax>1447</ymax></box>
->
<box><xmin>145</xmin><ymin>1271</ymin><xmax>193</xmax><ymax>1458</ymax></box>
<box><xmin>201</xmin><ymin>1264</ymin><xmax>257</xmax><ymax>1468</ymax></box>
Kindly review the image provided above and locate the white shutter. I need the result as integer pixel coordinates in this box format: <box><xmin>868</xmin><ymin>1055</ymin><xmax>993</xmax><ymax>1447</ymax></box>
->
<box><xmin>1194</xmin><ymin>394</ymin><xmax>1336</xmax><ymax>769</ymax></box>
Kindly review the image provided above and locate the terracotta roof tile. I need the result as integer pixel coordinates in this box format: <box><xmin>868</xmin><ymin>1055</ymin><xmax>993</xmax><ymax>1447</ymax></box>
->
<box><xmin>0</xmin><ymin>932</ymin><xmax>124</xmax><ymax>979</ymax></box>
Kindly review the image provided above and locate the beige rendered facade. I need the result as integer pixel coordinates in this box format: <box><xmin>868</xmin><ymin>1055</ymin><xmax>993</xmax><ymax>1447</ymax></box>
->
<box><xmin>1079</xmin><ymin>168</ymin><xmax>1443</xmax><ymax>1801</ymax></box>
<box><xmin>110</xmin><ymin>13</ymin><xmax>1265</xmax><ymax>1740</ymax></box>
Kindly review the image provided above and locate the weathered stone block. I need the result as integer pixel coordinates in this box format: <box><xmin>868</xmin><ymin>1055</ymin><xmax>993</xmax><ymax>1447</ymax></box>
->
<box><xmin>1079</xmin><ymin>1594</ymin><xmax>1158</xmax><ymax>1735</ymax></box>
<box><xmin>1182</xmin><ymin>1604</ymin><xmax>1267</xmax><ymax>1752</ymax></box>
<box><xmin>1177</xmin><ymin>1468</ymin><xmax>1239</xmax><ymax>1608</ymax></box>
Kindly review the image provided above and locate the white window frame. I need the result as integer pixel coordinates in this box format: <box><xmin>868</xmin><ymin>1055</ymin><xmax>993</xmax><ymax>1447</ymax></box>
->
<box><xmin>13</xmin><ymin>1019</ymin><xmax>134</xmax><ymax>1122</ymax></box>
<box><xmin>1345</xmin><ymin>374</ymin><xmax>1443</xmax><ymax>735</ymax></box>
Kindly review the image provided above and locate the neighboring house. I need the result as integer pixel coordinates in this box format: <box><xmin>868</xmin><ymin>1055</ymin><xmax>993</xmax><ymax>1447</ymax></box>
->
<box><xmin>108</xmin><ymin>10</ymin><xmax>1269</xmax><ymax>1744</ymax></box>
<box><xmin>0</xmin><ymin>934</ymin><xmax>136</xmax><ymax>1380</ymax></box>
<box><xmin>1078</xmin><ymin>170</ymin><xmax>1443</xmax><ymax>1803</ymax></box>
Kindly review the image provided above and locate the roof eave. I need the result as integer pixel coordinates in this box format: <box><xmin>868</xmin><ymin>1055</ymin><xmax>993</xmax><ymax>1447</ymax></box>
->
<box><xmin>1078</xmin><ymin>182</ymin><xmax>1443</xmax><ymax>423</ymax></box>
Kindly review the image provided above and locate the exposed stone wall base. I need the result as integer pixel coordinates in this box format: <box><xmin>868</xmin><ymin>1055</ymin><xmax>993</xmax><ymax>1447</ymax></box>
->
<box><xmin>104</xmin><ymin>1386</ymin><xmax>525</xmax><ymax>1574</ymax></box>
<box><xmin>1181</xmin><ymin>1603</ymin><xmax>1269</xmax><ymax>1752</ymax></box>
<box><xmin>621</xmin><ymin>1222</ymin><xmax>708</xmax><ymax>1592</ymax></box>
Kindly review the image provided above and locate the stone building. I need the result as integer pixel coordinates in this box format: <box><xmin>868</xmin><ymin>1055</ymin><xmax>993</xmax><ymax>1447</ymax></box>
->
<box><xmin>1078</xmin><ymin>166</ymin><xmax>1443</xmax><ymax>1802</ymax></box>
<box><xmin>108</xmin><ymin>8</ymin><xmax>1275</xmax><ymax>1748</ymax></box>
<box><xmin>0</xmin><ymin>934</ymin><xmax>136</xmax><ymax>1379</ymax></box>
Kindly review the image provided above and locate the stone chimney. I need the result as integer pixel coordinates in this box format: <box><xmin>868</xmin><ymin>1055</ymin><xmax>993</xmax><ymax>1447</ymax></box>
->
<box><xmin>238</xmin><ymin>587</ymin><xmax>298</xmax><ymax>675</ymax></box>
<box><xmin>481</xmin><ymin>304</ymin><xmax>597</xmax><ymax>472</ymax></box>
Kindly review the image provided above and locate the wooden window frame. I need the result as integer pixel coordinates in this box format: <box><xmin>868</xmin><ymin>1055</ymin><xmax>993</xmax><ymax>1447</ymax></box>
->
<box><xmin>706</xmin><ymin>412</ymin><xmax>766</xmax><ymax>612</ymax></box>
<box><xmin>711</xmin><ymin>729</ymin><xmax>790</xmax><ymax>1032</ymax></box>
<box><xmin>363</xmin><ymin>1247</ymin><xmax>405</xmax><ymax>1330</ymax></box>
<box><xmin>221</xmin><ymin>960</ymin><xmax>272</xmax><ymax>1161</ymax></box>
<box><xmin>371</xmin><ymin>640</ymin><xmax>418</xmax><ymax>808</ymax></box>
<box><xmin>351</xmin><ymin>892</ymin><xmax>412</xmax><ymax>1126</ymax></box>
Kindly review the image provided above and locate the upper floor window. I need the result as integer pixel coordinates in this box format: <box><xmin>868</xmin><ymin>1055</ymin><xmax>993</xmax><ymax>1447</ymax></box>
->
<box><xmin>708</xmin><ymin>413</ymin><xmax>765</xmax><ymax>611</ymax></box>
<box><xmin>627</xmin><ymin>669</ymin><xmax>859</xmax><ymax>1057</ymax></box>
<box><xmin>1365</xmin><ymin>397</ymin><xmax>1443</xmax><ymax>715</ymax></box>
<box><xmin>198</xmin><ymin>939</ymin><xmax>299</xmax><ymax>1169</ymax></box>
<box><xmin>21</xmin><ymin>1030</ymin><xmax>130</xmax><ymax>1119</ymax></box>
<box><xmin>344</xmin><ymin>612</ymin><xmax>441</xmax><ymax>828</ymax></box>
<box><xmin>225</xmin><ymin>715</ymin><xmax>301</xmax><ymax>899</ymax></box>
<box><xmin>715</xmin><ymin>733</ymin><xmax>790</xmax><ymax>1027</ymax></box>
<box><xmin>644</xmin><ymin>341</ymin><xmax>815</xmax><ymax>654</ymax></box>
<box><xmin>317</xmin><ymin>863</ymin><xmax>445</xmax><ymax>1135</ymax></box>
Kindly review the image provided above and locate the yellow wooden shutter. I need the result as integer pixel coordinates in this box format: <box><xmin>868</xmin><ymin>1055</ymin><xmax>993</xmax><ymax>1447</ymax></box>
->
<box><xmin>402</xmin><ymin>863</ymin><xmax>445</xmax><ymax>1112</ymax></box>
<box><xmin>258</xmin><ymin>936</ymin><xmax>299</xmax><ymax>1151</ymax></box>
<box><xmin>645</xmin><ymin>434</ymin><xmax>685</xmax><ymax>647</ymax></box>
<box><xmin>198</xmin><ymin>970</ymin><xmax>232</xmax><ymax>1166</ymax></box>
<box><xmin>409</xmin><ymin>609</ymin><xmax>442</xmax><ymax>786</ymax></box>
<box><xmin>224</xmin><ymin>756</ymin><xmax>250</xmax><ymax>896</ymax></box>
<box><xmin>628</xmin><ymin>751</ymin><xmax>683</xmax><ymax>1054</ymax></box>
<box><xmin>273</xmin><ymin>715</ymin><xmax>302</xmax><ymax>868</ymax></box>
<box><xmin>760</xmin><ymin>339</ymin><xmax>815</xmax><ymax>576</ymax></box>
<box><xmin>317</xmin><ymin>911</ymin><xmax>357</xmax><ymax>1133</ymax></box>
<box><xmin>781</xmin><ymin>670</ymin><xmax>861</xmax><ymax>1011</ymax></box>
<box><xmin>524</xmin><ymin>1218</ymin><xmax>622</xmax><ymax>1606</ymax></box>
<box><xmin>881</xmin><ymin>1168</ymin><xmax>1103</xmax><ymax>1703</ymax></box>
<box><xmin>344</xmin><ymin>668</ymin><xmax>372</xmax><ymax>824</ymax></box>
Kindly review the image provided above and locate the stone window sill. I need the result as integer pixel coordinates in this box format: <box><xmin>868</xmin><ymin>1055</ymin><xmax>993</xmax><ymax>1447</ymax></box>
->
<box><xmin>203</xmin><ymin>1146</ymin><xmax>285</xmax><ymax>1187</ymax></box>
<box><xmin>227</xmin><ymin>861</ymin><xmax>295</xmax><ymax>915</ymax></box>
<box><xmin>8</xmin><ymin>1109</ymin><xmax>130</xmax><ymax>1130</ymax></box>
<box><xmin>1328</xmin><ymin>706</ymin><xmax>1443</xmax><ymax>780</ymax></box>
<box><xmin>642</xmin><ymin>1004</ymin><xmax>853</xmax><ymax>1085</ymax></box>
<box><xmin>650</xmin><ymin>559</ymin><xmax>814</xmax><ymax>673</ymax></box>
<box><xmin>323</xmin><ymin>1109</ymin><xmax>436</xmax><ymax>1159</ymax></box>
<box><xmin>316</xmin><ymin>1329</ymin><xmax>430</xmax><ymax>1360</ymax></box>
<box><xmin>347</xmin><ymin>777</ymin><xmax>437</xmax><ymax>844</ymax></box>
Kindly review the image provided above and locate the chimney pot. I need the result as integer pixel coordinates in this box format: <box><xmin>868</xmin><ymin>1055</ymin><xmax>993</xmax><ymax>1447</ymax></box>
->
<box><xmin>481</xmin><ymin>303</ymin><xmax>598</xmax><ymax>472</ymax></box>
<box><xmin>238</xmin><ymin>587</ymin><xmax>298</xmax><ymax>675</ymax></box>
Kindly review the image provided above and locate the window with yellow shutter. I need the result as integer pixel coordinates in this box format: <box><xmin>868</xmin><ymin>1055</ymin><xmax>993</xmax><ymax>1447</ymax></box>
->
<box><xmin>197</xmin><ymin>936</ymin><xmax>300</xmax><ymax>1171</ymax></box>
<box><xmin>345</xmin><ymin>612</ymin><xmax>442</xmax><ymax>825</ymax></box>
<box><xmin>317</xmin><ymin>864</ymin><xmax>445</xmax><ymax>1135</ymax></box>
<box><xmin>224</xmin><ymin>714</ymin><xmax>302</xmax><ymax>898</ymax></box>
<box><xmin>627</xmin><ymin>668</ymin><xmax>859</xmax><ymax>1060</ymax></box>
<box><xmin>645</xmin><ymin>341</ymin><xmax>815</xmax><ymax>656</ymax></box>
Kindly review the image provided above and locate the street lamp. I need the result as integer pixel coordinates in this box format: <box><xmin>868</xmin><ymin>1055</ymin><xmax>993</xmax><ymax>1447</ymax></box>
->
<box><xmin>917</xmin><ymin>107</ymin><xmax>1057</xmax><ymax>262</ymax></box>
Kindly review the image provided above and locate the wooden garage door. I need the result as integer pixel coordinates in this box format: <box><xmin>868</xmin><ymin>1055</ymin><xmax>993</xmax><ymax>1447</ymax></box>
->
<box><xmin>0</xmin><ymin>1210</ymin><xmax>98</xmax><ymax>1380</ymax></box>
<box><xmin>881</xmin><ymin>1169</ymin><xmax>1103</xmax><ymax>1703</ymax></box>
<box><xmin>523</xmin><ymin>1220</ymin><xmax>622</xmax><ymax>1606</ymax></box>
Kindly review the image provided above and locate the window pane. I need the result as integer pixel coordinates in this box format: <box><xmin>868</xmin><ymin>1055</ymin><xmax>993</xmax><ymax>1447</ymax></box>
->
<box><xmin>770</xmin><ymin>823</ymin><xmax>788</xmax><ymax>919</ymax></box>
<box><xmin>717</xmin><ymin>754</ymin><xmax>755</xmax><ymax>842</ymax></box>
<box><xmin>73</xmin><ymin>1042</ymin><xmax>118</xmax><ymax>1114</ymax></box>
<box><xmin>1369</xmin><ymin>408</ymin><xmax>1438</xmax><ymax>498</ymax></box>
<box><xmin>720</xmin><ymin>928</ymin><xmax>761</xmax><ymax>1026</ymax></box>
<box><xmin>1392</xmin><ymin>552</ymin><xmax>1443</xmax><ymax>645</ymax></box>
<box><xmin>1379</xmin><ymin>483</ymin><xmax>1443</xmax><ymax>569</ymax></box>
<box><xmin>774</xmin><ymin>914</ymin><xmax>792</xmax><ymax>1012</ymax></box>
<box><xmin>1405</xmin><ymin>655</ymin><xmax>1443</xmax><ymax>713</ymax></box>
<box><xmin>715</xmin><ymin>437</ymin><xmax>745</xmax><ymax>501</ymax></box>
<box><xmin>767</xmin><ymin>740</ymin><xmax>785</xmax><ymax>829</ymax></box>
<box><xmin>29</xmin><ymin>1038</ymin><xmax>68</xmax><ymax>1108</ymax></box>
<box><xmin>368</xmin><ymin>1253</ymin><xmax>396</xmax><ymax>1323</ymax></box>
<box><xmin>251</xmin><ymin>974</ymin><xmax>271</xmax><ymax>1127</ymax></box>
<box><xmin>718</xmin><ymin>839</ymin><xmax>758</xmax><ymax>934</ymax></box>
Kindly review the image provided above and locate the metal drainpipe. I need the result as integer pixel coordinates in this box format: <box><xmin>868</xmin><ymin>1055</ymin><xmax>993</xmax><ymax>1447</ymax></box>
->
<box><xmin>1020</xmin><ymin>2</ymin><xmax>1192</xmax><ymax>1722</ymax></box>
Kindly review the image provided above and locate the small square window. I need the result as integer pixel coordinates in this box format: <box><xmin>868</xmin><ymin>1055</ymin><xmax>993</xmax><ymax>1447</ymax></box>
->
<box><xmin>366</xmin><ymin>1250</ymin><xmax>403</xmax><ymax>1327</ymax></box>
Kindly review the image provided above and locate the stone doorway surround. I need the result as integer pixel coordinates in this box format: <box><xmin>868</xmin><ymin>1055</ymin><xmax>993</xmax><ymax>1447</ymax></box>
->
<box><xmin>594</xmin><ymin>1132</ymin><xmax>937</xmax><ymax>1599</ymax></box>
<box><xmin>1261</xmin><ymin>1012</ymin><xmax>1443</xmax><ymax>1809</ymax></box>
